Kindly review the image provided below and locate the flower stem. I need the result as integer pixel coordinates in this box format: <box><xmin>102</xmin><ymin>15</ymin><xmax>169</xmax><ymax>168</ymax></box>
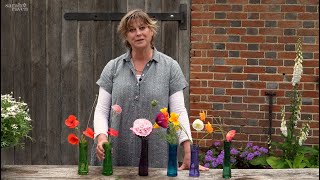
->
<box><xmin>199</xmin><ymin>132</ymin><xmax>212</xmax><ymax>145</ymax></box>
<box><xmin>213</xmin><ymin>116</ymin><xmax>226</xmax><ymax>141</ymax></box>
<box><xmin>179</xmin><ymin>124</ymin><xmax>193</xmax><ymax>144</ymax></box>
<box><xmin>86</xmin><ymin>94</ymin><xmax>98</xmax><ymax>128</ymax></box>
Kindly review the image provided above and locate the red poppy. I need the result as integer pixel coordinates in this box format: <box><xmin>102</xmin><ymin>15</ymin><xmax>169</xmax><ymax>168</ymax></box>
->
<box><xmin>155</xmin><ymin>112</ymin><xmax>168</xmax><ymax>128</ymax></box>
<box><xmin>65</xmin><ymin>115</ymin><xmax>79</xmax><ymax>129</ymax></box>
<box><xmin>83</xmin><ymin>127</ymin><xmax>94</xmax><ymax>139</ymax></box>
<box><xmin>107</xmin><ymin>128</ymin><xmax>119</xmax><ymax>137</ymax></box>
<box><xmin>68</xmin><ymin>133</ymin><xmax>79</xmax><ymax>145</ymax></box>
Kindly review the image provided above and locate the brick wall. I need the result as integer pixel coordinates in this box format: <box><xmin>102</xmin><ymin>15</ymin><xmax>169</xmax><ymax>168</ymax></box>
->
<box><xmin>190</xmin><ymin>0</ymin><xmax>319</xmax><ymax>148</ymax></box>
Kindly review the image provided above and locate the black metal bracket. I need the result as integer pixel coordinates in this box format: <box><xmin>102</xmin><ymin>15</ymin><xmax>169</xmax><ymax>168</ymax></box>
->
<box><xmin>265</xmin><ymin>91</ymin><xmax>276</xmax><ymax>152</ymax></box>
<box><xmin>64</xmin><ymin>4</ymin><xmax>187</xmax><ymax>30</ymax></box>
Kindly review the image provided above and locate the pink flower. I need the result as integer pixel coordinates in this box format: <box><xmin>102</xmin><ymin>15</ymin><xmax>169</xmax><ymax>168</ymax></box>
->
<box><xmin>112</xmin><ymin>104</ymin><xmax>122</xmax><ymax>114</ymax></box>
<box><xmin>226</xmin><ymin>130</ymin><xmax>236</xmax><ymax>142</ymax></box>
<box><xmin>130</xmin><ymin>119</ymin><xmax>153</xmax><ymax>137</ymax></box>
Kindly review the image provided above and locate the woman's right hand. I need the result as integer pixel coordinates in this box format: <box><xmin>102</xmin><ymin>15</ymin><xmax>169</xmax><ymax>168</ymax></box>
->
<box><xmin>96</xmin><ymin>134</ymin><xmax>108</xmax><ymax>161</ymax></box>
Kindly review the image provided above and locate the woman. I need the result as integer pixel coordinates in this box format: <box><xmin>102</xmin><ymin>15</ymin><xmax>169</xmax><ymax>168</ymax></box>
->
<box><xmin>92</xmin><ymin>9</ymin><xmax>208</xmax><ymax>171</ymax></box>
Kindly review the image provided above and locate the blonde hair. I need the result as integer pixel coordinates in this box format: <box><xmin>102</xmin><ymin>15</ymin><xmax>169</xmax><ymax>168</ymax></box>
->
<box><xmin>117</xmin><ymin>9</ymin><xmax>158</xmax><ymax>49</ymax></box>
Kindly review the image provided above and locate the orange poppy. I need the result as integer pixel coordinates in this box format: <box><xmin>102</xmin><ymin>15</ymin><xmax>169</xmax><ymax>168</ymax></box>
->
<box><xmin>65</xmin><ymin>115</ymin><xmax>79</xmax><ymax>129</ymax></box>
<box><xmin>107</xmin><ymin>128</ymin><xmax>119</xmax><ymax>137</ymax></box>
<box><xmin>68</xmin><ymin>133</ymin><xmax>79</xmax><ymax>145</ymax></box>
<box><xmin>83</xmin><ymin>127</ymin><xmax>94</xmax><ymax>139</ymax></box>
<box><xmin>205</xmin><ymin>122</ymin><xmax>214</xmax><ymax>133</ymax></box>
<box><xmin>199</xmin><ymin>111</ymin><xmax>206</xmax><ymax>121</ymax></box>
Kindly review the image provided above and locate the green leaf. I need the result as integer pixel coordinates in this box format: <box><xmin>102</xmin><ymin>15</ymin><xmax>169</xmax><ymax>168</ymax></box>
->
<box><xmin>285</xmin><ymin>159</ymin><xmax>293</xmax><ymax>168</ymax></box>
<box><xmin>250</xmin><ymin>156</ymin><xmax>268</xmax><ymax>166</ymax></box>
<box><xmin>293</xmin><ymin>154</ymin><xmax>306</xmax><ymax>168</ymax></box>
<box><xmin>266</xmin><ymin>156</ymin><xmax>286</xmax><ymax>169</ymax></box>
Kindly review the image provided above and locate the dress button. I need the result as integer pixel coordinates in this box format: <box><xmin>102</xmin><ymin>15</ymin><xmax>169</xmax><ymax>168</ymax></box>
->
<box><xmin>147</xmin><ymin>64</ymin><xmax>149</xmax><ymax>66</ymax></box>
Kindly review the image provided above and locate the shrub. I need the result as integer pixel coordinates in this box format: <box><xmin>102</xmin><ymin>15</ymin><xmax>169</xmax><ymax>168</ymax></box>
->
<box><xmin>1</xmin><ymin>93</ymin><xmax>33</xmax><ymax>149</ymax></box>
<box><xmin>201</xmin><ymin>141</ymin><xmax>270</xmax><ymax>169</ymax></box>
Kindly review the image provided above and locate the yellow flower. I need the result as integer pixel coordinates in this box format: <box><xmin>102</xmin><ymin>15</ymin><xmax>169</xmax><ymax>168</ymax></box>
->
<box><xmin>199</xmin><ymin>110</ymin><xmax>206</xmax><ymax>121</ymax></box>
<box><xmin>153</xmin><ymin>123</ymin><xmax>160</xmax><ymax>129</ymax></box>
<box><xmin>154</xmin><ymin>107</ymin><xmax>192</xmax><ymax>144</ymax></box>
<box><xmin>169</xmin><ymin>112</ymin><xmax>180</xmax><ymax>126</ymax></box>
<box><xmin>160</xmin><ymin>107</ymin><xmax>168</xmax><ymax>114</ymax></box>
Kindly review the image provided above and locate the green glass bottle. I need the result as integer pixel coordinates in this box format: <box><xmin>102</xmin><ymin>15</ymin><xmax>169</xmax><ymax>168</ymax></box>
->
<box><xmin>222</xmin><ymin>141</ymin><xmax>231</xmax><ymax>178</ymax></box>
<box><xmin>78</xmin><ymin>142</ymin><xmax>89</xmax><ymax>175</ymax></box>
<box><xmin>102</xmin><ymin>142</ymin><xmax>113</xmax><ymax>176</ymax></box>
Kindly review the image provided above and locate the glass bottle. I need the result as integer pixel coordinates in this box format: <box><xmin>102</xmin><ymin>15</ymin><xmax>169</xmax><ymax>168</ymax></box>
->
<box><xmin>223</xmin><ymin>140</ymin><xmax>231</xmax><ymax>178</ymax></box>
<box><xmin>167</xmin><ymin>143</ymin><xmax>178</xmax><ymax>177</ymax></box>
<box><xmin>78</xmin><ymin>141</ymin><xmax>89</xmax><ymax>175</ymax></box>
<box><xmin>189</xmin><ymin>144</ymin><xmax>200</xmax><ymax>177</ymax></box>
<box><xmin>138</xmin><ymin>137</ymin><xmax>149</xmax><ymax>176</ymax></box>
<box><xmin>102</xmin><ymin>142</ymin><xmax>113</xmax><ymax>176</ymax></box>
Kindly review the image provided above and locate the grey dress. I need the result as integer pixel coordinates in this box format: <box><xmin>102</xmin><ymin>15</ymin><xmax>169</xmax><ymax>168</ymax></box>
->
<box><xmin>91</xmin><ymin>48</ymin><xmax>188</xmax><ymax>168</ymax></box>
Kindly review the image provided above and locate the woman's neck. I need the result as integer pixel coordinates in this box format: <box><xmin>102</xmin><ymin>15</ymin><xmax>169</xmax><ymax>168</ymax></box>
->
<box><xmin>131</xmin><ymin>47</ymin><xmax>153</xmax><ymax>62</ymax></box>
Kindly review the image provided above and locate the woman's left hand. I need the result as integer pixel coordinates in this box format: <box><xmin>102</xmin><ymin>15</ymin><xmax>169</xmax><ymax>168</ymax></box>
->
<box><xmin>178</xmin><ymin>154</ymin><xmax>209</xmax><ymax>171</ymax></box>
<box><xmin>178</xmin><ymin>140</ymin><xmax>209</xmax><ymax>171</ymax></box>
<box><xmin>179</xmin><ymin>161</ymin><xmax>209</xmax><ymax>171</ymax></box>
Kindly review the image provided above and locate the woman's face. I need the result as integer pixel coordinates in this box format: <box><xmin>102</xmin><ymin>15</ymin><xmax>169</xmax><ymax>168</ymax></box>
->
<box><xmin>125</xmin><ymin>19</ymin><xmax>153</xmax><ymax>50</ymax></box>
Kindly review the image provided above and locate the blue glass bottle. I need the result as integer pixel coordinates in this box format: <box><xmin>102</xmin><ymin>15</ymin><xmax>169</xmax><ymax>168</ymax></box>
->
<box><xmin>167</xmin><ymin>143</ymin><xmax>178</xmax><ymax>177</ymax></box>
<box><xmin>189</xmin><ymin>144</ymin><xmax>200</xmax><ymax>177</ymax></box>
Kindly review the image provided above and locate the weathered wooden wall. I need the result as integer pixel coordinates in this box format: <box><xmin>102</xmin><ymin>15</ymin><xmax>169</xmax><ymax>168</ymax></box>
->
<box><xmin>1</xmin><ymin>0</ymin><xmax>190</xmax><ymax>165</ymax></box>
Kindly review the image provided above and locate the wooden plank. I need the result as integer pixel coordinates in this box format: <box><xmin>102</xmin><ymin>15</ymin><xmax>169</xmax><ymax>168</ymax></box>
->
<box><xmin>30</xmin><ymin>0</ymin><xmax>47</xmax><ymax>165</ymax></box>
<box><xmin>89</xmin><ymin>0</ymin><xmax>114</xmax><ymax>164</ymax></box>
<box><xmin>46</xmin><ymin>0</ymin><xmax>62</xmax><ymax>165</ymax></box>
<box><xmin>162</xmin><ymin>0</ymin><xmax>179</xmax><ymax>60</ymax></box>
<box><xmin>12</xmin><ymin>0</ymin><xmax>32</xmax><ymax>165</ymax></box>
<box><xmin>146</xmin><ymin>0</ymin><xmax>163</xmax><ymax>52</ymax></box>
<box><xmin>61</xmin><ymin>0</ymin><xmax>78</xmax><ymax>165</ymax></box>
<box><xmin>179</xmin><ymin>0</ymin><xmax>190</xmax><ymax>113</ymax></box>
<box><xmin>162</xmin><ymin>0</ymin><xmax>187</xmax><ymax>165</ymax></box>
<box><xmin>0</xmin><ymin>0</ymin><xmax>14</xmax><ymax>166</ymax></box>
<box><xmin>93</xmin><ymin>0</ymin><xmax>112</xmax><ymax>95</ymax></box>
<box><xmin>78</xmin><ymin>0</ymin><xmax>95</xmax><ymax>165</ymax></box>
<box><xmin>2</xmin><ymin>165</ymin><xmax>320</xmax><ymax>179</ymax></box>
<box><xmin>1</xmin><ymin>0</ymin><xmax>14</xmax><ymax>93</ymax></box>
<box><xmin>112</xmin><ymin>0</ymin><xmax>127</xmax><ymax>58</ymax></box>
<box><xmin>128</xmin><ymin>0</ymin><xmax>145</xmax><ymax>11</ymax></box>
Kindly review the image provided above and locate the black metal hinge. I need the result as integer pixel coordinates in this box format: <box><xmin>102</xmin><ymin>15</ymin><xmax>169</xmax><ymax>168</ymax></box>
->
<box><xmin>64</xmin><ymin>4</ymin><xmax>187</xmax><ymax>30</ymax></box>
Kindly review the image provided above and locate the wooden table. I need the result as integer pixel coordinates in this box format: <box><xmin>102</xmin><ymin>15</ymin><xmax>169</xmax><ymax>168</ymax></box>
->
<box><xmin>1</xmin><ymin>165</ymin><xmax>319</xmax><ymax>179</ymax></box>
